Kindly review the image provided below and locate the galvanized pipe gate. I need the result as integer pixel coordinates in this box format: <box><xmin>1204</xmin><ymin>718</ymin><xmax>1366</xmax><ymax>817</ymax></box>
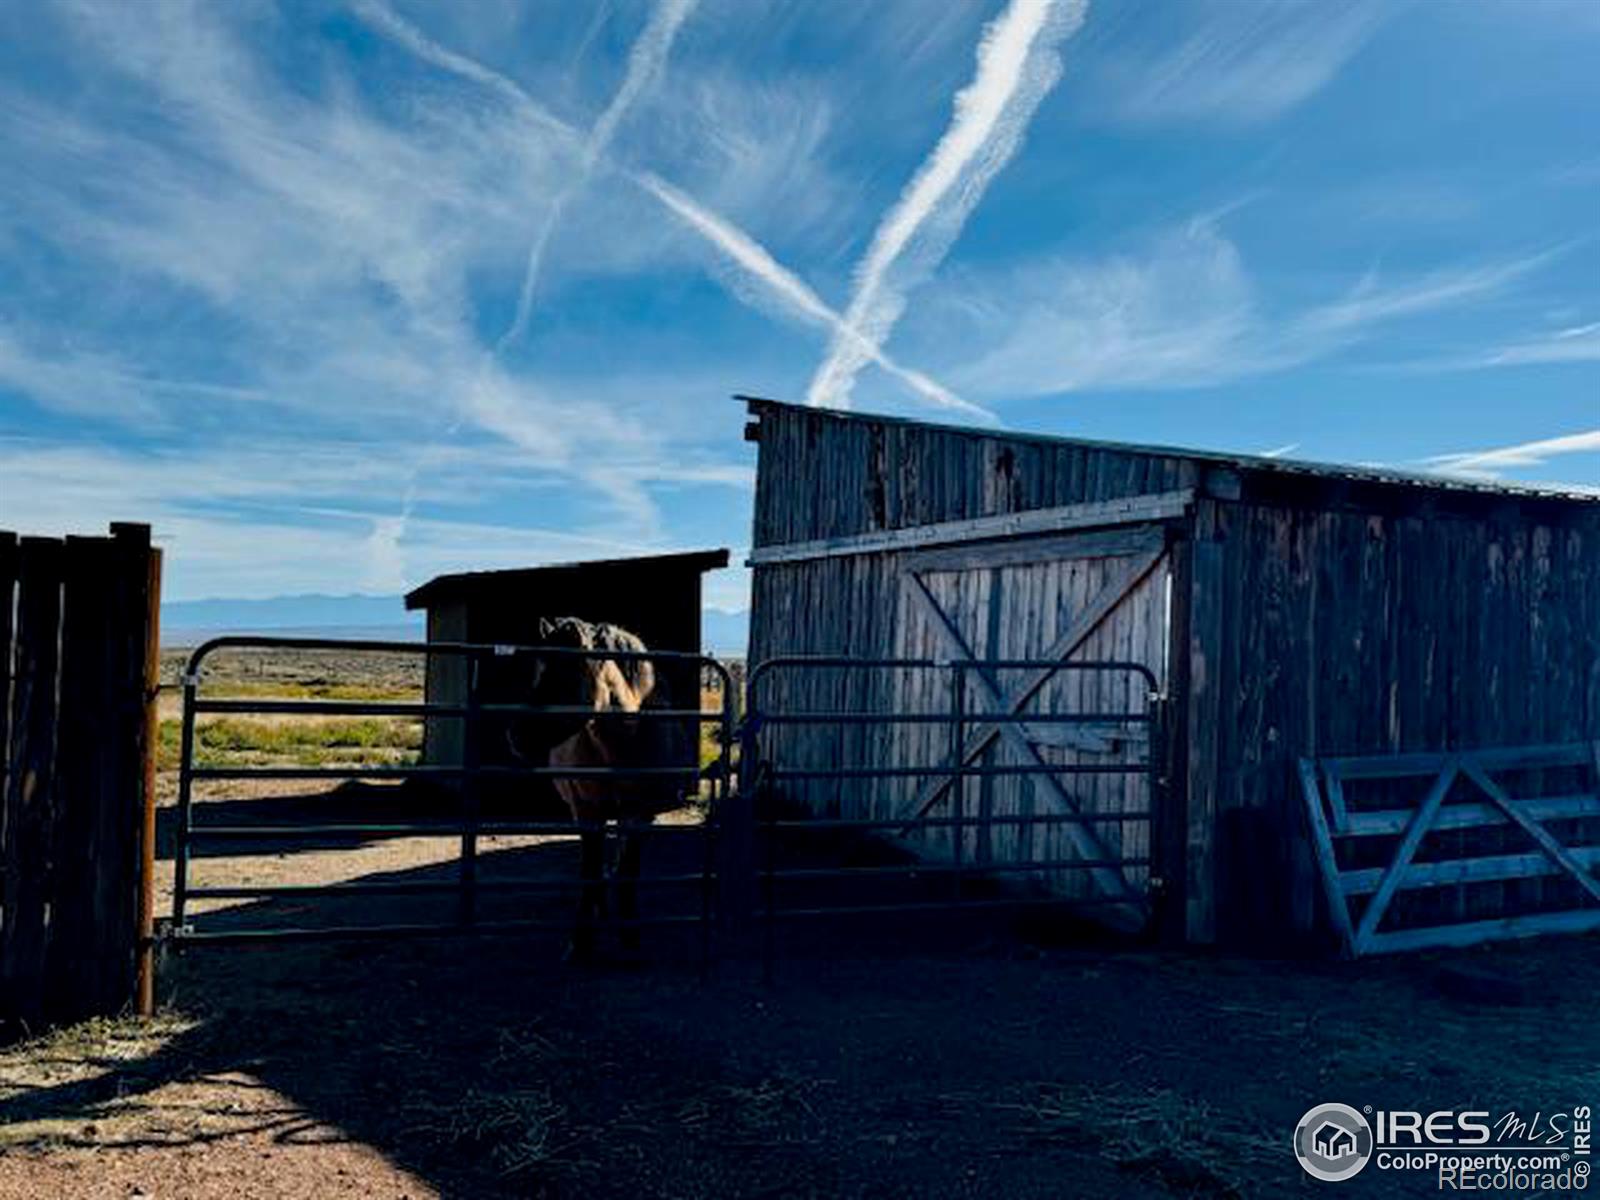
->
<box><xmin>165</xmin><ymin>637</ymin><xmax>1168</xmax><ymax>967</ymax></box>
<box><xmin>168</xmin><ymin>637</ymin><xmax>735</xmax><ymax>960</ymax></box>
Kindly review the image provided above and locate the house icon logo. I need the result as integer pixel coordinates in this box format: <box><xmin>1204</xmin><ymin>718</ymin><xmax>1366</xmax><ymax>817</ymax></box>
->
<box><xmin>1294</xmin><ymin>1103</ymin><xmax>1374</xmax><ymax>1181</ymax></box>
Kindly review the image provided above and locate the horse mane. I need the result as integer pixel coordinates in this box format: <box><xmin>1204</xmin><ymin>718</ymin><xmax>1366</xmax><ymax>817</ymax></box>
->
<box><xmin>557</xmin><ymin>618</ymin><xmax>669</xmax><ymax>712</ymax></box>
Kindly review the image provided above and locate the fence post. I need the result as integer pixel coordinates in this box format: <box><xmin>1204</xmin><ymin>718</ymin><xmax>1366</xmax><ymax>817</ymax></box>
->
<box><xmin>119</xmin><ymin>526</ymin><xmax>162</xmax><ymax>1019</ymax></box>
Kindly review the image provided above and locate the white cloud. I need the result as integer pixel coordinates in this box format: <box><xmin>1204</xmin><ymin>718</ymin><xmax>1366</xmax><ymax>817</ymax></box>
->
<box><xmin>941</xmin><ymin>218</ymin><xmax>1554</xmax><ymax>396</ymax></box>
<box><xmin>806</xmin><ymin>0</ymin><xmax>1087</xmax><ymax>410</ymax></box>
<box><xmin>948</xmin><ymin>219</ymin><xmax>1256</xmax><ymax>394</ymax></box>
<box><xmin>1424</xmin><ymin>429</ymin><xmax>1600</xmax><ymax>479</ymax></box>
<box><xmin>1086</xmin><ymin>0</ymin><xmax>1385</xmax><ymax>126</ymax></box>
<box><xmin>1483</xmin><ymin>321</ymin><xmax>1600</xmax><ymax>366</ymax></box>
<box><xmin>0</xmin><ymin>432</ymin><xmax>746</xmax><ymax>599</ymax></box>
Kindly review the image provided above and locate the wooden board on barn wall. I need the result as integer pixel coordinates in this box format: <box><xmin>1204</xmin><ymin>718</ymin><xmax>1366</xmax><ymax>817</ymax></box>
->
<box><xmin>886</xmin><ymin>526</ymin><xmax>1172</xmax><ymax>919</ymax></box>
<box><xmin>746</xmin><ymin>400</ymin><xmax>1200</xmax><ymax>550</ymax></box>
<box><xmin>1195</xmin><ymin>496</ymin><xmax>1600</xmax><ymax>949</ymax></box>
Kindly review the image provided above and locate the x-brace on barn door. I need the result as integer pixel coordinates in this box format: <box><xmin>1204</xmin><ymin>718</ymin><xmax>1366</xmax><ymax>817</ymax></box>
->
<box><xmin>890</xmin><ymin>523</ymin><xmax>1175</xmax><ymax>926</ymax></box>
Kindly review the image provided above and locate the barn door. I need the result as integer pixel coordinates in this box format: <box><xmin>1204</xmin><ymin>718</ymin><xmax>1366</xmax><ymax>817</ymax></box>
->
<box><xmin>890</xmin><ymin>525</ymin><xmax>1173</xmax><ymax>927</ymax></box>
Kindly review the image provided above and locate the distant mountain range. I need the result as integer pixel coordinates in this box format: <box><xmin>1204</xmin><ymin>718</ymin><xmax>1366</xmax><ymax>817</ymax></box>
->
<box><xmin>163</xmin><ymin>593</ymin><xmax>750</xmax><ymax>657</ymax></box>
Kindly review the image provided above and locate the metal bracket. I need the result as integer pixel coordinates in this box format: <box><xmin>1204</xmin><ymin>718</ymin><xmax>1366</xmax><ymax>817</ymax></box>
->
<box><xmin>181</xmin><ymin>672</ymin><xmax>201</xmax><ymax>687</ymax></box>
<box><xmin>494</xmin><ymin>644</ymin><xmax>517</xmax><ymax>656</ymax></box>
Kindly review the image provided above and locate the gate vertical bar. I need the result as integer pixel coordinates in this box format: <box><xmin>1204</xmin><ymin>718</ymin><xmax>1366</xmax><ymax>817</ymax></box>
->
<box><xmin>1146</xmin><ymin>688</ymin><xmax>1166</xmax><ymax>940</ymax></box>
<box><xmin>459</xmin><ymin>649</ymin><xmax>482</xmax><ymax>927</ymax></box>
<box><xmin>172</xmin><ymin>662</ymin><xmax>198</xmax><ymax>934</ymax></box>
<box><xmin>950</xmin><ymin>660</ymin><xmax>966</xmax><ymax>901</ymax></box>
<box><xmin>702</xmin><ymin>671</ymin><xmax>734</xmax><ymax>975</ymax></box>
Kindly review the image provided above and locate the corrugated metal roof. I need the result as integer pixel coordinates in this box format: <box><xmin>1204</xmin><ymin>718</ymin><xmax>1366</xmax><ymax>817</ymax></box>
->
<box><xmin>739</xmin><ymin>395</ymin><xmax>1600</xmax><ymax>505</ymax></box>
<box><xmin>405</xmin><ymin>548</ymin><xmax>731</xmax><ymax>610</ymax></box>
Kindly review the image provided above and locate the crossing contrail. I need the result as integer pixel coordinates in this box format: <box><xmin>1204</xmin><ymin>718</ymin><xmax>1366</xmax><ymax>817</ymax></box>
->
<box><xmin>499</xmin><ymin>0</ymin><xmax>698</xmax><ymax>349</ymax></box>
<box><xmin>806</xmin><ymin>0</ymin><xmax>1087</xmax><ymax>410</ymax></box>
<box><xmin>640</xmin><ymin>174</ymin><xmax>993</xmax><ymax>419</ymax></box>
<box><xmin>353</xmin><ymin>0</ymin><xmax>983</xmax><ymax>416</ymax></box>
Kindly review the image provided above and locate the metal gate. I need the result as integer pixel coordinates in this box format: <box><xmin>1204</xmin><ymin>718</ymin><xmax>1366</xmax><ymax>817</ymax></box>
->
<box><xmin>167</xmin><ymin>636</ymin><xmax>734</xmax><ymax>961</ymax></box>
<box><xmin>739</xmin><ymin>654</ymin><xmax>1168</xmax><ymax>964</ymax></box>
<box><xmin>168</xmin><ymin>636</ymin><xmax>1166</xmax><ymax>967</ymax></box>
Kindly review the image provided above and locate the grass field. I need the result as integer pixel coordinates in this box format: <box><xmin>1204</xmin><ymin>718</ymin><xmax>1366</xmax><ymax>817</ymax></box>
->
<box><xmin>155</xmin><ymin>646</ymin><xmax>729</xmax><ymax>773</ymax></box>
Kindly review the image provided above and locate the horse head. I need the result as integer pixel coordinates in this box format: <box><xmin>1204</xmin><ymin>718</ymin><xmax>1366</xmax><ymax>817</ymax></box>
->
<box><xmin>505</xmin><ymin>615</ymin><xmax>600</xmax><ymax>761</ymax></box>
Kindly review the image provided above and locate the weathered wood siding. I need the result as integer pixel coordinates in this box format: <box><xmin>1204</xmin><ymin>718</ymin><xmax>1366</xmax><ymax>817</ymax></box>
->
<box><xmin>749</xmin><ymin>402</ymin><xmax>1201</xmax><ymax>554</ymax></box>
<box><xmin>421</xmin><ymin>602</ymin><xmax>468</xmax><ymax>770</ymax></box>
<box><xmin>0</xmin><ymin>523</ymin><xmax>160</xmax><ymax>1038</ymax></box>
<box><xmin>746</xmin><ymin>403</ymin><xmax>1182</xmax><ymax>918</ymax></box>
<box><xmin>1189</xmin><ymin>490</ymin><xmax>1600</xmax><ymax>948</ymax></box>
<box><xmin>746</xmin><ymin>399</ymin><xmax>1600</xmax><ymax>949</ymax></box>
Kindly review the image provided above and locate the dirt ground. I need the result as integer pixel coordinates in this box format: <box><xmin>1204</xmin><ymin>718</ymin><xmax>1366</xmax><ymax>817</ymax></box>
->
<box><xmin>2</xmin><ymin>648</ymin><xmax>1595</xmax><ymax>1197</ymax></box>
<box><xmin>4</xmin><ymin>822</ymin><xmax>1597</xmax><ymax>1198</ymax></box>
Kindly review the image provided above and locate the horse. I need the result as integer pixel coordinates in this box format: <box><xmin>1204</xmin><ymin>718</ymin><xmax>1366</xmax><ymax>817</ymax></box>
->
<box><xmin>508</xmin><ymin>616</ymin><xmax>692</xmax><ymax>961</ymax></box>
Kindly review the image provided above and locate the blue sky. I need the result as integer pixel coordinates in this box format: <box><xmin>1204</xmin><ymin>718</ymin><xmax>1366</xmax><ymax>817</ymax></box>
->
<box><xmin>2</xmin><ymin>0</ymin><xmax>1597</xmax><ymax>615</ymax></box>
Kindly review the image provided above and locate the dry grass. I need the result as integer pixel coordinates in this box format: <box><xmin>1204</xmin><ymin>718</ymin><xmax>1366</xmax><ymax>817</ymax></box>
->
<box><xmin>0</xmin><ymin>1013</ymin><xmax>199</xmax><ymax>1150</ymax></box>
<box><xmin>407</xmin><ymin>1088</ymin><xmax>570</xmax><ymax>1177</ymax></box>
<box><xmin>997</xmin><ymin>1083</ymin><xmax>1283</xmax><ymax>1199</ymax></box>
<box><xmin>156</xmin><ymin>716</ymin><xmax>422</xmax><ymax>770</ymax></box>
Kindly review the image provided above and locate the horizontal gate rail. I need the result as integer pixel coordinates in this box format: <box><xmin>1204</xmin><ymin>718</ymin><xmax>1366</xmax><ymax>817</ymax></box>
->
<box><xmin>188</xmin><ymin>700</ymin><xmax>713</xmax><ymax>720</ymax></box>
<box><xmin>1301</xmin><ymin>741</ymin><xmax>1600</xmax><ymax>957</ymax></box>
<box><xmin>183</xmin><ymin>820</ymin><xmax>716</xmax><ymax>839</ymax></box>
<box><xmin>760</xmin><ymin>812</ymin><xmax>1153</xmax><ymax>831</ymax></box>
<box><xmin>741</xmin><ymin>655</ymin><xmax>1163</xmax><ymax>972</ymax></box>
<box><xmin>753</xmin><ymin>711</ymin><xmax>1150</xmax><ymax>726</ymax></box>
<box><xmin>765</xmin><ymin>763</ymin><xmax>1152</xmax><ymax>780</ymax></box>
<box><xmin>170</xmin><ymin>635</ymin><xmax>735</xmax><ymax>960</ymax></box>
<box><xmin>186</xmin><ymin>764</ymin><xmax>703</xmax><ymax>780</ymax></box>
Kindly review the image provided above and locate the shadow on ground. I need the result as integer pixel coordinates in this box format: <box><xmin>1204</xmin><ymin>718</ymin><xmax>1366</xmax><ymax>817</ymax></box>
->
<box><xmin>5</xmin><ymin>827</ymin><xmax>1599</xmax><ymax>1198</ymax></box>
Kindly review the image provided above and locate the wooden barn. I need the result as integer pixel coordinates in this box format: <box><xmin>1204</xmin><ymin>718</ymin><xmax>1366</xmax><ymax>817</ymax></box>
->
<box><xmin>406</xmin><ymin>550</ymin><xmax>728</xmax><ymax>787</ymax></box>
<box><xmin>741</xmin><ymin>396</ymin><xmax>1600</xmax><ymax>951</ymax></box>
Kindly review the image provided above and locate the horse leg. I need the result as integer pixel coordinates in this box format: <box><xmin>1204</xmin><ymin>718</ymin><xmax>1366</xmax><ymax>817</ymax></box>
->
<box><xmin>616</xmin><ymin>821</ymin><xmax>645</xmax><ymax>955</ymax></box>
<box><xmin>569</xmin><ymin>817</ymin><xmax>606</xmax><ymax>964</ymax></box>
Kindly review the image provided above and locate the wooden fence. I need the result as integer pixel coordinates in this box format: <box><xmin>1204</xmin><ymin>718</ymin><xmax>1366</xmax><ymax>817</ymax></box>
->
<box><xmin>1300</xmin><ymin>742</ymin><xmax>1600</xmax><ymax>955</ymax></box>
<box><xmin>0</xmin><ymin>523</ymin><xmax>161</xmax><ymax>1038</ymax></box>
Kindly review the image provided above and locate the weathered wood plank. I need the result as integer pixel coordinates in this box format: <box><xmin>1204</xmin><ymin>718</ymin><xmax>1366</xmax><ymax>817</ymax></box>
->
<box><xmin>1</xmin><ymin>537</ymin><xmax>65</xmax><ymax>1031</ymax></box>
<box><xmin>904</xmin><ymin>575</ymin><xmax>1143</xmax><ymax>910</ymax></box>
<box><xmin>1184</xmin><ymin>501</ymin><xmax>1225</xmax><ymax>943</ymax></box>
<box><xmin>747</xmin><ymin>491</ymin><xmax>1194</xmax><ymax>566</ymax></box>
<box><xmin>46</xmin><ymin>536</ymin><xmax>121</xmax><ymax>1022</ymax></box>
<box><xmin>1341</xmin><ymin>792</ymin><xmax>1600</xmax><ymax>836</ymax></box>
<box><xmin>1352</xmin><ymin>762</ymin><xmax>1457</xmax><ymax>952</ymax></box>
<box><xmin>1326</xmin><ymin>743</ymin><xmax>1593</xmax><ymax>779</ymax></box>
<box><xmin>1340</xmin><ymin>843</ymin><xmax>1600</xmax><ymax>895</ymax></box>
<box><xmin>1460</xmin><ymin>760</ymin><xmax>1600</xmax><ymax>903</ymax></box>
<box><xmin>1297</xmin><ymin>758</ymin><xmax>1355</xmax><ymax>955</ymax></box>
<box><xmin>1364</xmin><ymin>907</ymin><xmax>1600</xmax><ymax>955</ymax></box>
<box><xmin>894</xmin><ymin>544</ymin><xmax>1166</xmax><ymax>824</ymax></box>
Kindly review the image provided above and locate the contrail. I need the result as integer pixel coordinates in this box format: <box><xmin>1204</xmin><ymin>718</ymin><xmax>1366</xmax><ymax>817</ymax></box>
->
<box><xmin>806</xmin><ymin>0</ymin><xmax>1087</xmax><ymax>410</ymax></box>
<box><xmin>355</xmin><ymin>0</ymin><xmax>984</xmax><ymax>417</ymax></box>
<box><xmin>640</xmin><ymin>174</ymin><xmax>992</xmax><ymax>419</ymax></box>
<box><xmin>499</xmin><ymin>0</ymin><xmax>698</xmax><ymax>349</ymax></box>
<box><xmin>351</xmin><ymin>0</ymin><xmax>572</xmax><ymax>139</ymax></box>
